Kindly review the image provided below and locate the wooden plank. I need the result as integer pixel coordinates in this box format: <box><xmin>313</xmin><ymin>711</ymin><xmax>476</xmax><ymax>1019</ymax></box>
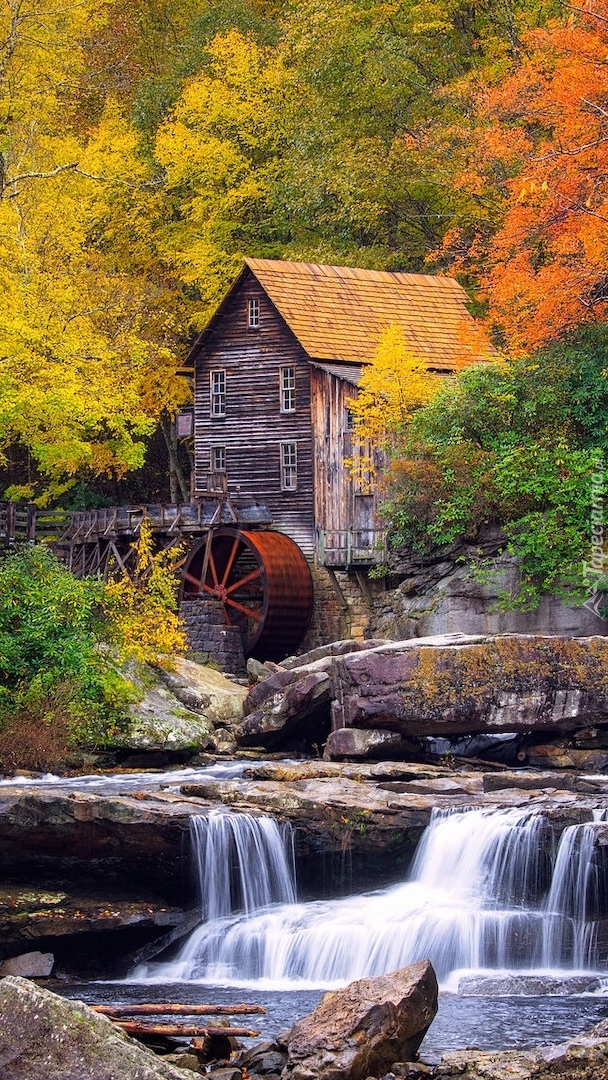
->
<box><xmin>90</xmin><ymin>1003</ymin><xmax>266</xmax><ymax>1017</ymax></box>
<box><xmin>111</xmin><ymin>1022</ymin><xmax>260</xmax><ymax>1038</ymax></box>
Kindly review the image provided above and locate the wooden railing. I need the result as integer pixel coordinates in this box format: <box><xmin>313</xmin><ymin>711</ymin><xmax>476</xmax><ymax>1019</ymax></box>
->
<box><xmin>0</xmin><ymin>497</ymin><xmax>273</xmax><ymax>550</ymax></box>
<box><xmin>0</xmin><ymin>502</ymin><xmax>75</xmax><ymax>546</ymax></box>
<box><xmin>317</xmin><ymin>528</ymin><xmax>386</xmax><ymax>568</ymax></box>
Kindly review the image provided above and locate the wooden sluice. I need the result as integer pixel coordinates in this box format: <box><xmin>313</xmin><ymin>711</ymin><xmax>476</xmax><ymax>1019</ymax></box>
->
<box><xmin>0</xmin><ymin>496</ymin><xmax>273</xmax><ymax>580</ymax></box>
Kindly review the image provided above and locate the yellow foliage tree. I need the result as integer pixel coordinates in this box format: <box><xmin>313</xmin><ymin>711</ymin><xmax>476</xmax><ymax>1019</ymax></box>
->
<box><xmin>0</xmin><ymin>0</ymin><xmax>192</xmax><ymax>503</ymax></box>
<box><xmin>103</xmin><ymin>518</ymin><xmax>187</xmax><ymax>665</ymax></box>
<box><xmin>346</xmin><ymin>326</ymin><xmax>443</xmax><ymax>491</ymax></box>
<box><xmin>154</xmin><ymin>29</ymin><xmax>291</xmax><ymax>309</ymax></box>
<box><xmin>350</xmin><ymin>326</ymin><xmax>443</xmax><ymax>443</ymax></box>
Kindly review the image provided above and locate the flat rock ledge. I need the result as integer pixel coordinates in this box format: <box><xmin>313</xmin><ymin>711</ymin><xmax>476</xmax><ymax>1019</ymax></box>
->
<box><xmin>434</xmin><ymin>1018</ymin><xmax>608</xmax><ymax>1078</ymax></box>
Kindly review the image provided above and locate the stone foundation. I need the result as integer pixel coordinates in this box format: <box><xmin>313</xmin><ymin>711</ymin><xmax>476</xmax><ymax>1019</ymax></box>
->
<box><xmin>180</xmin><ymin>565</ymin><xmax>384</xmax><ymax>673</ymax></box>
<box><xmin>180</xmin><ymin>598</ymin><xmax>246</xmax><ymax>674</ymax></box>
<box><xmin>300</xmin><ymin>565</ymin><xmax>385</xmax><ymax>654</ymax></box>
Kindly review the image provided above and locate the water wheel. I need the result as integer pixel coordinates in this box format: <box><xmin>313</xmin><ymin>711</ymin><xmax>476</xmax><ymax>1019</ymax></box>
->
<box><xmin>180</xmin><ymin>528</ymin><xmax>313</xmax><ymax>661</ymax></box>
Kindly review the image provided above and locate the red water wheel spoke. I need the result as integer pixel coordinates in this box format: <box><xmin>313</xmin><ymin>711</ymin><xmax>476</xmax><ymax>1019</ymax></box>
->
<box><xmin>205</xmin><ymin>547</ymin><xmax>222</xmax><ymax>589</ymax></box>
<box><xmin>180</xmin><ymin>527</ymin><xmax>312</xmax><ymax>661</ymax></box>
<box><xmin>184</xmin><ymin>570</ymin><xmax>204</xmax><ymax>591</ymax></box>
<box><xmin>220</xmin><ymin>535</ymin><xmax>241</xmax><ymax>586</ymax></box>
<box><xmin>225</xmin><ymin>566</ymin><xmax>262</xmax><ymax>595</ymax></box>
<box><xmin>225</xmin><ymin>596</ymin><xmax>263</xmax><ymax>622</ymax></box>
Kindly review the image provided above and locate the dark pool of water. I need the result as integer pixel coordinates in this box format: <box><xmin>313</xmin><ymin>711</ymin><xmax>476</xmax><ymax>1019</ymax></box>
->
<box><xmin>57</xmin><ymin>981</ymin><xmax>608</xmax><ymax>1065</ymax></box>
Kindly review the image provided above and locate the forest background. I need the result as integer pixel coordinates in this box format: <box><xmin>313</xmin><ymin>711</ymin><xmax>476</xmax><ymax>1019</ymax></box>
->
<box><xmin>1</xmin><ymin>0</ymin><xmax>608</xmax><ymax>765</ymax></box>
<box><xmin>1</xmin><ymin>0</ymin><xmax>608</xmax><ymax>599</ymax></box>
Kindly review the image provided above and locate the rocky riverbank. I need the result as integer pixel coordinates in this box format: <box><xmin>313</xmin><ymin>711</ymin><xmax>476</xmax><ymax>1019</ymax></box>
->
<box><xmin>1</xmin><ymin>757</ymin><xmax>608</xmax><ymax>977</ymax></box>
<box><xmin>4</xmin><ymin>965</ymin><xmax>608</xmax><ymax>1080</ymax></box>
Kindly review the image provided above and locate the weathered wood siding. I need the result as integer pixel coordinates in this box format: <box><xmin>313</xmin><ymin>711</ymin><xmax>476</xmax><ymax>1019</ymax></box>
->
<box><xmin>310</xmin><ymin>366</ymin><xmax>351</xmax><ymax>537</ymax></box>
<box><xmin>311</xmin><ymin>365</ymin><xmax>388</xmax><ymax>565</ymax></box>
<box><xmin>310</xmin><ymin>367</ymin><xmax>384</xmax><ymax>564</ymax></box>
<box><xmin>192</xmin><ymin>272</ymin><xmax>316</xmax><ymax>555</ymax></box>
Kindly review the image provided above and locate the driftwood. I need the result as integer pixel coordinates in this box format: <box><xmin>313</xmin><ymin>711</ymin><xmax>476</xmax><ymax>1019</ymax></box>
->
<box><xmin>91</xmin><ymin>1002</ymin><xmax>266</xmax><ymax>1017</ymax></box>
<box><xmin>113</xmin><ymin>1021</ymin><xmax>260</xmax><ymax>1038</ymax></box>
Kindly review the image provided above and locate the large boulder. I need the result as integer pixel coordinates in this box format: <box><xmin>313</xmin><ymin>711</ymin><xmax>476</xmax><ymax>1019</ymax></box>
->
<box><xmin>237</xmin><ymin>658</ymin><xmax>334</xmax><ymax>749</ymax></box>
<box><xmin>0</xmin><ymin>975</ymin><xmax>191</xmax><ymax>1080</ymax></box>
<box><xmin>237</xmin><ymin>641</ymin><xmax>389</xmax><ymax>750</ymax></box>
<box><xmin>283</xmin><ymin>960</ymin><xmax>438</xmax><ymax>1080</ymax></box>
<box><xmin>119</xmin><ymin>658</ymin><xmax>248</xmax><ymax>756</ymax></box>
<box><xmin>331</xmin><ymin>634</ymin><xmax>608</xmax><ymax>737</ymax></box>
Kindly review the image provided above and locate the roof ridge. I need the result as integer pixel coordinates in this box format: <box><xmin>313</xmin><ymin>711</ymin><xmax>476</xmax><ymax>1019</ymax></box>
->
<box><xmin>244</xmin><ymin>257</ymin><xmax>459</xmax><ymax>288</ymax></box>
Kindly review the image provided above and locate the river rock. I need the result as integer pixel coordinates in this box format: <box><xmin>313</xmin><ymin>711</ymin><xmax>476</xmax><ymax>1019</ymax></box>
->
<box><xmin>108</xmin><ymin>658</ymin><xmax>248</xmax><ymax>758</ymax></box>
<box><xmin>523</xmin><ymin>743</ymin><xmax>608</xmax><ymax>771</ymax></box>
<box><xmin>0</xmin><ymin>950</ymin><xmax>54</xmax><ymax>977</ymax></box>
<box><xmin>323</xmin><ymin>727</ymin><xmax>419</xmax><ymax>761</ymax></box>
<box><xmin>283</xmin><ymin>960</ymin><xmax>438</xmax><ymax>1080</ymax></box>
<box><xmin>434</xmin><ymin>1017</ymin><xmax>608</xmax><ymax>1078</ymax></box>
<box><xmin>0</xmin><ymin>975</ymin><xmax>192</xmax><ymax>1080</ymax></box>
<box><xmin>237</xmin><ymin>659</ymin><xmax>334</xmax><ymax>749</ymax></box>
<box><xmin>238</xmin><ymin>641</ymin><xmax>390</xmax><ymax>750</ymax></box>
<box><xmin>330</xmin><ymin>634</ymin><xmax>608</xmax><ymax>737</ymax></box>
<box><xmin>156</xmin><ymin>658</ymin><xmax>249</xmax><ymax>724</ymax></box>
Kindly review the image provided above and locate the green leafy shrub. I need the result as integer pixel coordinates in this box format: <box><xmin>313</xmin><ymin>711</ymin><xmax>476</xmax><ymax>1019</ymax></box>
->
<box><xmin>0</xmin><ymin>545</ymin><xmax>136</xmax><ymax>767</ymax></box>
<box><xmin>381</xmin><ymin>329</ymin><xmax>608</xmax><ymax>609</ymax></box>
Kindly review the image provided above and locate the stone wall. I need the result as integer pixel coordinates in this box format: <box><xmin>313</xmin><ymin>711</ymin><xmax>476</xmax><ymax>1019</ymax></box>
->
<box><xmin>300</xmin><ymin>566</ymin><xmax>385</xmax><ymax>654</ymax></box>
<box><xmin>180</xmin><ymin>566</ymin><xmax>384</xmax><ymax>672</ymax></box>
<box><xmin>180</xmin><ymin>598</ymin><xmax>246</xmax><ymax>674</ymax></box>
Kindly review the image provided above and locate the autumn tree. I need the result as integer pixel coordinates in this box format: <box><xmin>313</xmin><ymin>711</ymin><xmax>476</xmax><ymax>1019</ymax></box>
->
<box><xmin>0</xmin><ymin>0</ymin><xmax>193</xmax><ymax>503</ymax></box>
<box><xmin>381</xmin><ymin>326</ymin><xmax>608</xmax><ymax>607</ymax></box>
<box><xmin>153</xmin><ymin>29</ymin><xmax>292</xmax><ymax>309</ymax></box>
<box><xmin>439</xmin><ymin>2</ymin><xmax>608</xmax><ymax>350</ymax></box>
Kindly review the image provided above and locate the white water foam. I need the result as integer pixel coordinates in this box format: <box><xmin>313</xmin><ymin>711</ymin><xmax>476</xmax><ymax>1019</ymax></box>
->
<box><xmin>131</xmin><ymin>805</ymin><xmax>608</xmax><ymax>990</ymax></box>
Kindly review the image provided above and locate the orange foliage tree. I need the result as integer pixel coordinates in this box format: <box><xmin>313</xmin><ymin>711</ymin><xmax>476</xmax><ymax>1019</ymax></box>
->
<box><xmin>442</xmin><ymin>2</ymin><xmax>608</xmax><ymax>351</ymax></box>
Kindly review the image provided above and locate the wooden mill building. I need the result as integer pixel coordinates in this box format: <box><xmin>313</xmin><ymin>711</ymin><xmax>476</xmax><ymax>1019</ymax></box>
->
<box><xmin>182</xmin><ymin>258</ymin><xmax>486</xmax><ymax>571</ymax></box>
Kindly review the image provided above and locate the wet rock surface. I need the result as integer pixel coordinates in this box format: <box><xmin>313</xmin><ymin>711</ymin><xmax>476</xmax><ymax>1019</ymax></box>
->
<box><xmin>236</xmin><ymin>634</ymin><xmax>608</xmax><ymax>754</ymax></box>
<box><xmin>433</xmin><ymin>1017</ymin><xmax>608</xmax><ymax>1078</ymax></box>
<box><xmin>283</xmin><ymin>960</ymin><xmax>439</xmax><ymax>1080</ymax></box>
<box><xmin>2</xmin><ymin>759</ymin><xmax>608</xmax><ymax>926</ymax></box>
<box><xmin>329</xmin><ymin>634</ymin><xmax>608</xmax><ymax>738</ymax></box>
<box><xmin>0</xmin><ymin>975</ymin><xmax>191</xmax><ymax>1080</ymax></box>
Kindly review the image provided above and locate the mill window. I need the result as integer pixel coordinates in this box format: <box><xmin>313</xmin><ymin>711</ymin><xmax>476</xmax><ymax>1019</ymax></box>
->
<box><xmin>212</xmin><ymin>446</ymin><xmax>226</xmax><ymax>472</ymax></box>
<box><xmin>210</xmin><ymin>369</ymin><xmax>226</xmax><ymax>418</ymax></box>
<box><xmin>280</xmin><ymin>365</ymin><xmax>296</xmax><ymax>412</ymax></box>
<box><xmin>280</xmin><ymin>441</ymin><xmax>298</xmax><ymax>490</ymax></box>
<box><xmin>248</xmin><ymin>297</ymin><xmax>260</xmax><ymax>329</ymax></box>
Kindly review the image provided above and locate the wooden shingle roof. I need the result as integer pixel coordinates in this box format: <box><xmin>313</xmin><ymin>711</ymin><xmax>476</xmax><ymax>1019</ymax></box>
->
<box><xmin>245</xmin><ymin>258</ymin><xmax>485</xmax><ymax>370</ymax></box>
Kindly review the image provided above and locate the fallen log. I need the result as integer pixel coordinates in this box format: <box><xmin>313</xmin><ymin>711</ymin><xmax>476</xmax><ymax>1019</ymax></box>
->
<box><xmin>91</xmin><ymin>1002</ymin><xmax>266</xmax><ymax>1017</ymax></box>
<box><xmin>113</xmin><ymin>1021</ymin><xmax>260</xmax><ymax>1038</ymax></box>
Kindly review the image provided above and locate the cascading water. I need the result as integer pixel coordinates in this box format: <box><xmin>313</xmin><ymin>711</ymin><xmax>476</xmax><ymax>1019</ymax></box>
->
<box><xmin>541</xmin><ymin>809</ymin><xmax>608</xmax><ymax>970</ymax></box>
<box><xmin>190</xmin><ymin>809</ymin><xmax>297</xmax><ymax>922</ymax></box>
<box><xmin>132</xmin><ymin>805</ymin><xmax>608</xmax><ymax>990</ymax></box>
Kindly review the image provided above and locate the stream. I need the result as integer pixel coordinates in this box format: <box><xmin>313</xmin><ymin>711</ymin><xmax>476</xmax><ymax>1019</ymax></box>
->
<box><xmin>3</xmin><ymin>762</ymin><xmax>608</xmax><ymax>1062</ymax></box>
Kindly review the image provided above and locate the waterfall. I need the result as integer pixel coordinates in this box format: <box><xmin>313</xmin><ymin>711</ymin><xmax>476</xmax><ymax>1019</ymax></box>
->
<box><xmin>131</xmin><ymin>805</ymin><xmax>608</xmax><ymax>989</ymax></box>
<box><xmin>190</xmin><ymin>810</ymin><xmax>297</xmax><ymax>922</ymax></box>
<box><xmin>541</xmin><ymin>810</ymin><xmax>608</xmax><ymax>969</ymax></box>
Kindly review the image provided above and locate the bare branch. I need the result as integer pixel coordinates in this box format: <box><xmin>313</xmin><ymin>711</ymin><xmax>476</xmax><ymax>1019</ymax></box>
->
<box><xmin>559</xmin><ymin>2</ymin><xmax>608</xmax><ymax>24</ymax></box>
<box><xmin>559</xmin><ymin>194</ymin><xmax>608</xmax><ymax>224</ymax></box>
<box><xmin>3</xmin><ymin>162</ymin><xmax>163</xmax><ymax>198</ymax></box>
<box><xmin>533</xmin><ymin>134</ymin><xmax>608</xmax><ymax>162</ymax></box>
<box><xmin>580</xmin><ymin>97</ymin><xmax>608</xmax><ymax>117</ymax></box>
